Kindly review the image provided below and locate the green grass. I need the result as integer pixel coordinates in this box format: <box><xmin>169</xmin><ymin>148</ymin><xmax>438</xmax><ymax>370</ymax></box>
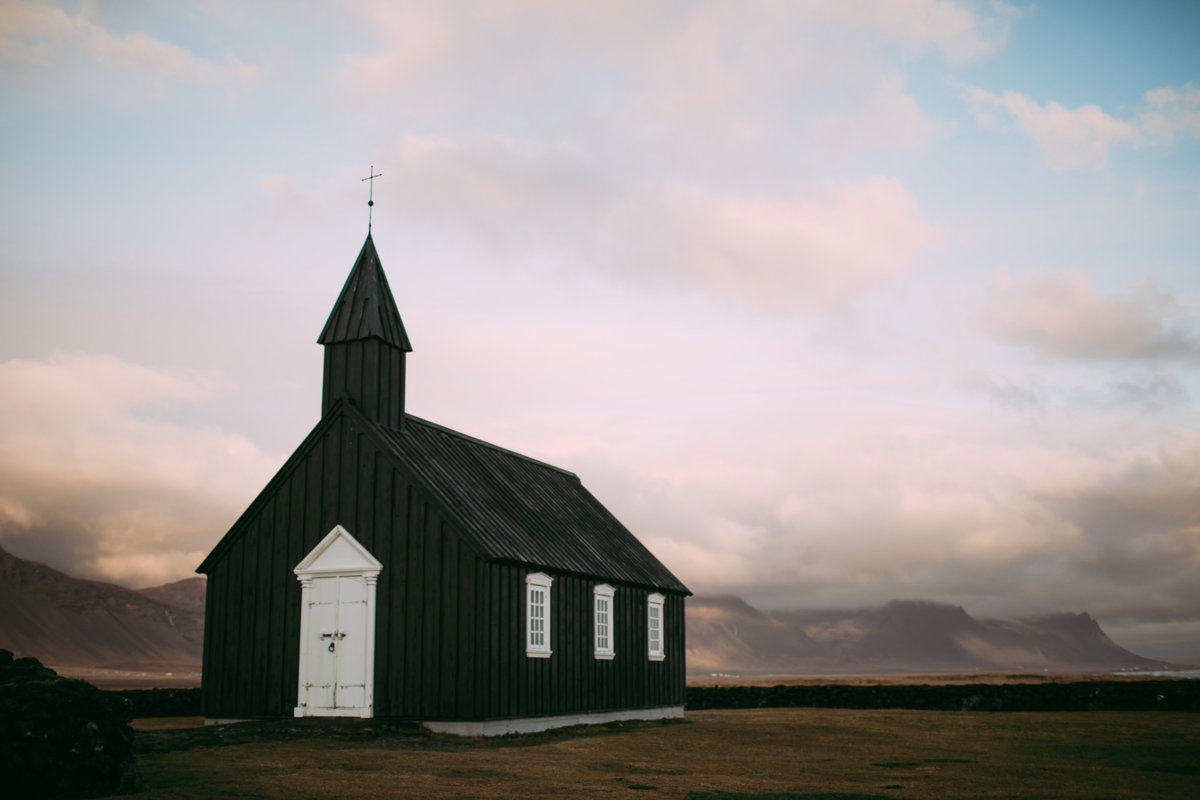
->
<box><xmin>133</xmin><ymin>708</ymin><xmax>1200</xmax><ymax>799</ymax></box>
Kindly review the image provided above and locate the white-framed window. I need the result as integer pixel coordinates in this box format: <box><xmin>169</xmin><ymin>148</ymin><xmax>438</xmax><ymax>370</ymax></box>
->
<box><xmin>525</xmin><ymin>572</ymin><xmax>553</xmax><ymax>658</ymax></box>
<box><xmin>647</xmin><ymin>592</ymin><xmax>665</xmax><ymax>661</ymax></box>
<box><xmin>594</xmin><ymin>583</ymin><xmax>616</xmax><ymax>660</ymax></box>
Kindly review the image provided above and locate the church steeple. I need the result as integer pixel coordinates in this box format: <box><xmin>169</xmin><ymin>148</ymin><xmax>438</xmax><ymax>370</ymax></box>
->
<box><xmin>318</xmin><ymin>233</ymin><xmax>412</xmax><ymax>428</ymax></box>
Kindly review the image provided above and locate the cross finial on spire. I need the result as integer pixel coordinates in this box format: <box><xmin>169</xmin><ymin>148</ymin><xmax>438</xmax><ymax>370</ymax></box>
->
<box><xmin>362</xmin><ymin>165</ymin><xmax>382</xmax><ymax>232</ymax></box>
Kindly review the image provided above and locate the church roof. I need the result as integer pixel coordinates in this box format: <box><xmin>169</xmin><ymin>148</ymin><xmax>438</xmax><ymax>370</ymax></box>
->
<box><xmin>371</xmin><ymin>409</ymin><xmax>690</xmax><ymax>594</ymax></box>
<box><xmin>198</xmin><ymin>400</ymin><xmax>689</xmax><ymax>594</ymax></box>
<box><xmin>318</xmin><ymin>233</ymin><xmax>412</xmax><ymax>350</ymax></box>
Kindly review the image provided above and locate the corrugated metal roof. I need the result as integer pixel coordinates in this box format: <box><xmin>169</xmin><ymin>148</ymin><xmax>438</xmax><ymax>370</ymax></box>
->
<box><xmin>365</xmin><ymin>409</ymin><xmax>690</xmax><ymax>594</ymax></box>
<box><xmin>318</xmin><ymin>233</ymin><xmax>412</xmax><ymax>350</ymax></box>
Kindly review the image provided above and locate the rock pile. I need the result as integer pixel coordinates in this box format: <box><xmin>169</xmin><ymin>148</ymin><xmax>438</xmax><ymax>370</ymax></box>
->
<box><xmin>0</xmin><ymin>650</ymin><xmax>140</xmax><ymax>798</ymax></box>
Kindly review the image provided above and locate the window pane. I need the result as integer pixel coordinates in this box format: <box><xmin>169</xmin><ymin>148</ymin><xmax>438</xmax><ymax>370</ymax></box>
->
<box><xmin>648</xmin><ymin>597</ymin><xmax>664</xmax><ymax>658</ymax></box>
<box><xmin>526</xmin><ymin>574</ymin><xmax>554</xmax><ymax>657</ymax></box>
<box><xmin>594</xmin><ymin>591</ymin><xmax>614</xmax><ymax>656</ymax></box>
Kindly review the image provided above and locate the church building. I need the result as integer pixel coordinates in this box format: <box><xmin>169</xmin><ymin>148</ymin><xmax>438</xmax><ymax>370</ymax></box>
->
<box><xmin>197</xmin><ymin>231</ymin><xmax>690</xmax><ymax>735</ymax></box>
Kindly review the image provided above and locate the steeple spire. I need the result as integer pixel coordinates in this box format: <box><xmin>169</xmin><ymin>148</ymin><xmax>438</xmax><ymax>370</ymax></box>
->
<box><xmin>319</xmin><ymin>234</ymin><xmax>411</xmax><ymax>428</ymax></box>
<box><xmin>319</xmin><ymin>235</ymin><xmax>411</xmax><ymax>350</ymax></box>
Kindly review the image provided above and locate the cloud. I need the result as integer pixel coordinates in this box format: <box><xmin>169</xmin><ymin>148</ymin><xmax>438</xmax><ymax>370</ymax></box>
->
<box><xmin>616</xmin><ymin>3</ymin><xmax>956</xmax><ymax>155</ymax></box>
<box><xmin>333</xmin><ymin>2</ymin><xmax>451</xmax><ymax>93</ymax></box>
<box><xmin>1138</xmin><ymin>84</ymin><xmax>1200</xmax><ymax>144</ymax></box>
<box><xmin>1104</xmin><ymin>373</ymin><xmax>1189</xmax><ymax>412</ymax></box>
<box><xmin>620</xmin><ymin>179</ymin><xmax>938</xmax><ymax>311</ymax></box>
<box><xmin>979</xmin><ymin>270</ymin><xmax>1200</xmax><ymax>361</ymax></box>
<box><xmin>963</xmin><ymin>86</ymin><xmax>1138</xmax><ymax>169</ymax></box>
<box><xmin>964</xmin><ymin>82</ymin><xmax>1200</xmax><ymax>170</ymax></box>
<box><xmin>817</xmin><ymin>0</ymin><xmax>1026</xmax><ymax>63</ymax></box>
<box><xmin>579</xmin><ymin>418</ymin><xmax>1096</xmax><ymax>595</ymax></box>
<box><xmin>0</xmin><ymin>353</ymin><xmax>280</xmax><ymax>587</ymax></box>
<box><xmin>571</xmin><ymin>410</ymin><xmax>1200</xmax><ymax>631</ymax></box>
<box><xmin>325</xmin><ymin>2</ymin><xmax>965</xmax><ymax>314</ymax></box>
<box><xmin>0</xmin><ymin>0</ymin><xmax>260</xmax><ymax>99</ymax></box>
<box><xmin>338</xmin><ymin>0</ymin><xmax>1021</xmax><ymax>93</ymax></box>
<box><xmin>332</xmin><ymin>1</ymin><xmax>995</xmax><ymax>160</ymax></box>
<box><xmin>960</xmin><ymin>369</ymin><xmax>1043</xmax><ymax>410</ymax></box>
<box><xmin>382</xmin><ymin>135</ymin><xmax>937</xmax><ymax>311</ymax></box>
<box><xmin>1042</xmin><ymin>430</ymin><xmax>1200</xmax><ymax>623</ymax></box>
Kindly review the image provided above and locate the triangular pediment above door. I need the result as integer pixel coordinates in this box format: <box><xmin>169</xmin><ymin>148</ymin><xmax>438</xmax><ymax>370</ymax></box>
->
<box><xmin>294</xmin><ymin>525</ymin><xmax>383</xmax><ymax>577</ymax></box>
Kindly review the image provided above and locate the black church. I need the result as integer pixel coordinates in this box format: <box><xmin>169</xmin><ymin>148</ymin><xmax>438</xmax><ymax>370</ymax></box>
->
<box><xmin>197</xmin><ymin>232</ymin><xmax>690</xmax><ymax>734</ymax></box>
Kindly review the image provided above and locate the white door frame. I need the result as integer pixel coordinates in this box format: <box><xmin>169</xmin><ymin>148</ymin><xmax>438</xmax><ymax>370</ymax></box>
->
<box><xmin>293</xmin><ymin>524</ymin><xmax>382</xmax><ymax>718</ymax></box>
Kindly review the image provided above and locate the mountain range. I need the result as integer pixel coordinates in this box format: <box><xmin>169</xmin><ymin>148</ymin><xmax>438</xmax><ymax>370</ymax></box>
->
<box><xmin>686</xmin><ymin>595</ymin><xmax>1174</xmax><ymax>675</ymax></box>
<box><xmin>0</xmin><ymin>545</ymin><xmax>1179</xmax><ymax>680</ymax></box>
<box><xmin>0</xmin><ymin>544</ymin><xmax>204</xmax><ymax>674</ymax></box>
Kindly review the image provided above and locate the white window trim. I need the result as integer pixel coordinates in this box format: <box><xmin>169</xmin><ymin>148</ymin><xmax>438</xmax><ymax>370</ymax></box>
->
<box><xmin>647</xmin><ymin>592</ymin><xmax>665</xmax><ymax>661</ymax></box>
<box><xmin>593</xmin><ymin>583</ymin><xmax>616</xmax><ymax>660</ymax></box>
<box><xmin>525</xmin><ymin>572</ymin><xmax>554</xmax><ymax>658</ymax></box>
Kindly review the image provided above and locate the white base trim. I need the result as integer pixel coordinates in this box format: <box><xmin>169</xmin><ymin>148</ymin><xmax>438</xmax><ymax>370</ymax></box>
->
<box><xmin>294</xmin><ymin>705</ymin><xmax>373</xmax><ymax>718</ymax></box>
<box><xmin>422</xmin><ymin>705</ymin><xmax>684</xmax><ymax>737</ymax></box>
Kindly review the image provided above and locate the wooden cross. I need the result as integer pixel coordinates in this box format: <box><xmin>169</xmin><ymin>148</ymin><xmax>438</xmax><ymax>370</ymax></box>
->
<box><xmin>362</xmin><ymin>165</ymin><xmax>381</xmax><ymax>231</ymax></box>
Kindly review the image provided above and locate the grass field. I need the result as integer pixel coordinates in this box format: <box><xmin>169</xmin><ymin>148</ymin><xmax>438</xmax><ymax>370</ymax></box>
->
<box><xmin>131</xmin><ymin>708</ymin><xmax>1200</xmax><ymax>799</ymax></box>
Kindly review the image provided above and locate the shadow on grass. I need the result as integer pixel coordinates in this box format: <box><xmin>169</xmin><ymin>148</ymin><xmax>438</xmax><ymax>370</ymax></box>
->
<box><xmin>134</xmin><ymin>715</ymin><xmax>689</xmax><ymax>754</ymax></box>
<box><xmin>685</xmin><ymin>793</ymin><xmax>911</xmax><ymax>800</ymax></box>
<box><xmin>1141</xmin><ymin>764</ymin><xmax>1200</xmax><ymax>777</ymax></box>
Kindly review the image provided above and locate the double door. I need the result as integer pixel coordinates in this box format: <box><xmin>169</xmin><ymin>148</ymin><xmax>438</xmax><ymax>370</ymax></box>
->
<box><xmin>302</xmin><ymin>575</ymin><xmax>369</xmax><ymax>711</ymax></box>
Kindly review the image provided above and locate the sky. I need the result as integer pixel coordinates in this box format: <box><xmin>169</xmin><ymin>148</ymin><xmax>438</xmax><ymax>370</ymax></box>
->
<box><xmin>1</xmin><ymin>0</ymin><xmax>1198</xmax><ymax>661</ymax></box>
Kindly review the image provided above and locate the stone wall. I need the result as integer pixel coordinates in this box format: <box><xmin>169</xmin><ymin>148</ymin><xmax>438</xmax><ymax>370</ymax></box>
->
<box><xmin>685</xmin><ymin>680</ymin><xmax>1200</xmax><ymax>712</ymax></box>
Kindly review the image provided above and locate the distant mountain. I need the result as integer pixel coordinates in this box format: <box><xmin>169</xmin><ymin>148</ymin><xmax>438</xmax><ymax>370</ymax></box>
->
<box><xmin>687</xmin><ymin>596</ymin><xmax>1172</xmax><ymax>675</ymax></box>
<box><xmin>136</xmin><ymin>576</ymin><xmax>207</xmax><ymax>617</ymax></box>
<box><xmin>0</xmin><ymin>545</ymin><xmax>204</xmax><ymax>672</ymax></box>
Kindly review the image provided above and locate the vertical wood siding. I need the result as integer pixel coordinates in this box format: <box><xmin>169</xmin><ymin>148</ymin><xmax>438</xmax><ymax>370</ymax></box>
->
<box><xmin>322</xmin><ymin>340</ymin><xmax>405</xmax><ymax>429</ymax></box>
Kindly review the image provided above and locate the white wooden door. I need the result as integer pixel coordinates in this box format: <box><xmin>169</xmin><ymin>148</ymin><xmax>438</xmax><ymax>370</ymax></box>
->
<box><xmin>332</xmin><ymin>575</ymin><xmax>368</xmax><ymax>709</ymax></box>
<box><xmin>304</xmin><ymin>577</ymin><xmax>338</xmax><ymax>708</ymax></box>
<box><xmin>303</xmin><ymin>575</ymin><xmax>369</xmax><ymax>710</ymax></box>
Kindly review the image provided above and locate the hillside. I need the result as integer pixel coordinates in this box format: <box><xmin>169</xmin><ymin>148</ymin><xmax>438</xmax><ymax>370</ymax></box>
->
<box><xmin>0</xmin><ymin>545</ymin><xmax>203</xmax><ymax>673</ymax></box>
<box><xmin>687</xmin><ymin>596</ymin><xmax>1172</xmax><ymax>675</ymax></box>
<box><xmin>136</xmin><ymin>576</ymin><xmax>207</xmax><ymax>616</ymax></box>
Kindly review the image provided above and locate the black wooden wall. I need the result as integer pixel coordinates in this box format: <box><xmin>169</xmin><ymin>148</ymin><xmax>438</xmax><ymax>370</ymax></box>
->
<box><xmin>201</xmin><ymin>410</ymin><xmax>687</xmax><ymax>721</ymax></box>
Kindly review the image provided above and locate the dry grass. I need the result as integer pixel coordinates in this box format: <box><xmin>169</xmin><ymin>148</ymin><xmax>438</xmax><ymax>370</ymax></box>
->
<box><xmin>132</xmin><ymin>708</ymin><xmax>1200</xmax><ymax>799</ymax></box>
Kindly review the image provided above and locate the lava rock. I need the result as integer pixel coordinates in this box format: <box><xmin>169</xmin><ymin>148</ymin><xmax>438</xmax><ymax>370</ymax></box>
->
<box><xmin>0</xmin><ymin>650</ymin><xmax>141</xmax><ymax>798</ymax></box>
